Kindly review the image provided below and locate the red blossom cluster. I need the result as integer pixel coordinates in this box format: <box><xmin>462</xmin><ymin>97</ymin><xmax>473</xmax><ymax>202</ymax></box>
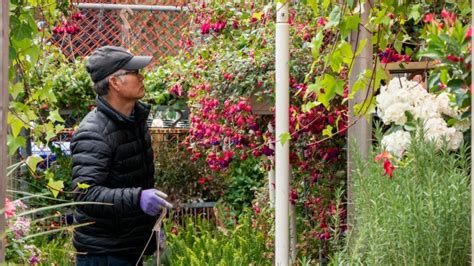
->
<box><xmin>378</xmin><ymin>48</ymin><xmax>410</xmax><ymax>64</ymax></box>
<box><xmin>53</xmin><ymin>12</ymin><xmax>84</xmax><ymax>35</ymax></box>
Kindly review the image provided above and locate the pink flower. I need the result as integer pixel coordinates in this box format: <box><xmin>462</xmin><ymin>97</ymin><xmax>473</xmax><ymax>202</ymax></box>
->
<box><xmin>169</xmin><ymin>84</ymin><xmax>183</xmax><ymax>96</ymax></box>
<box><xmin>317</xmin><ymin>17</ymin><xmax>327</xmax><ymax>26</ymax></box>
<box><xmin>4</xmin><ymin>198</ymin><xmax>15</xmax><ymax>218</ymax></box>
<box><xmin>466</xmin><ymin>27</ymin><xmax>472</xmax><ymax>39</ymax></box>
<box><xmin>423</xmin><ymin>13</ymin><xmax>434</xmax><ymax>23</ymax></box>
<box><xmin>201</xmin><ymin>22</ymin><xmax>211</xmax><ymax>34</ymax></box>
<box><xmin>441</xmin><ymin>9</ymin><xmax>456</xmax><ymax>25</ymax></box>
<box><xmin>72</xmin><ymin>12</ymin><xmax>85</xmax><ymax>20</ymax></box>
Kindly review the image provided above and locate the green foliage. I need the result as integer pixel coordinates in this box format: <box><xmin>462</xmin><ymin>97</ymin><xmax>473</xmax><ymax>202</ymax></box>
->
<box><xmin>50</xmin><ymin>60</ymin><xmax>95</xmax><ymax>110</ymax></box>
<box><xmin>222</xmin><ymin>157</ymin><xmax>265</xmax><ymax>211</ymax></box>
<box><xmin>154</xmin><ymin>138</ymin><xmax>225</xmax><ymax>203</ymax></box>
<box><xmin>339</xmin><ymin>135</ymin><xmax>471</xmax><ymax>265</ymax></box>
<box><xmin>163</xmin><ymin>212</ymin><xmax>269</xmax><ymax>265</ymax></box>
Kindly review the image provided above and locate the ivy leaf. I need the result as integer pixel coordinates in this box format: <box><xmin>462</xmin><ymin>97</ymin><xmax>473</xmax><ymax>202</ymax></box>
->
<box><xmin>26</xmin><ymin>155</ymin><xmax>43</xmax><ymax>172</ymax></box>
<box><xmin>339</xmin><ymin>41</ymin><xmax>354</xmax><ymax>64</ymax></box>
<box><xmin>340</xmin><ymin>15</ymin><xmax>360</xmax><ymax>38</ymax></box>
<box><xmin>439</xmin><ymin>68</ymin><xmax>449</xmax><ymax>84</ymax></box>
<box><xmin>279</xmin><ymin>132</ymin><xmax>291</xmax><ymax>146</ymax></box>
<box><xmin>322</xmin><ymin>125</ymin><xmax>333</xmax><ymax>137</ymax></box>
<box><xmin>311</xmin><ymin>31</ymin><xmax>324</xmax><ymax>59</ymax></box>
<box><xmin>9</xmin><ymin>82</ymin><xmax>24</xmax><ymax>100</ymax></box>
<box><xmin>302</xmin><ymin>101</ymin><xmax>320</xmax><ymax>113</ymax></box>
<box><xmin>318</xmin><ymin>74</ymin><xmax>345</xmax><ymax>109</ymax></box>
<box><xmin>7</xmin><ymin>135</ymin><xmax>26</xmax><ymax>155</ymax></box>
<box><xmin>408</xmin><ymin>4</ymin><xmax>421</xmax><ymax>22</ymax></box>
<box><xmin>328</xmin><ymin>50</ymin><xmax>343</xmax><ymax>72</ymax></box>
<box><xmin>7</xmin><ymin>112</ymin><xmax>25</xmax><ymax>137</ymax></box>
<box><xmin>325</xmin><ymin>6</ymin><xmax>341</xmax><ymax>29</ymax></box>
<box><xmin>48</xmin><ymin>109</ymin><xmax>65</xmax><ymax>123</ymax></box>
<box><xmin>48</xmin><ymin>178</ymin><xmax>64</xmax><ymax>198</ymax></box>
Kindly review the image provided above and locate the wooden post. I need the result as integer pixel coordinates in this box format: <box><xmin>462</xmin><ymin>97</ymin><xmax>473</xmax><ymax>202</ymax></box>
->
<box><xmin>0</xmin><ymin>0</ymin><xmax>8</xmax><ymax>261</ymax></box>
<box><xmin>347</xmin><ymin>0</ymin><xmax>372</xmax><ymax>227</ymax></box>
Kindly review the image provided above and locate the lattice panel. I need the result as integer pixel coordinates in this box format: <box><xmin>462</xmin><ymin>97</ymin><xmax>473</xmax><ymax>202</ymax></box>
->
<box><xmin>52</xmin><ymin>0</ymin><xmax>190</xmax><ymax>63</ymax></box>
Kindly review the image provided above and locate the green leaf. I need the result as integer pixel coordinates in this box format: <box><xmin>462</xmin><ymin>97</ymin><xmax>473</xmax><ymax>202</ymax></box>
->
<box><xmin>48</xmin><ymin>178</ymin><xmax>64</xmax><ymax>198</ymax></box>
<box><xmin>47</xmin><ymin>109</ymin><xmax>65</xmax><ymax>123</ymax></box>
<box><xmin>322</xmin><ymin>125</ymin><xmax>333</xmax><ymax>137</ymax></box>
<box><xmin>325</xmin><ymin>6</ymin><xmax>341</xmax><ymax>29</ymax></box>
<box><xmin>440</xmin><ymin>68</ymin><xmax>449</xmax><ymax>84</ymax></box>
<box><xmin>403</xmin><ymin>122</ymin><xmax>416</xmax><ymax>131</ymax></box>
<box><xmin>328</xmin><ymin>50</ymin><xmax>343</xmax><ymax>72</ymax></box>
<box><xmin>7</xmin><ymin>135</ymin><xmax>26</xmax><ymax>155</ymax></box>
<box><xmin>340</xmin><ymin>15</ymin><xmax>360</xmax><ymax>38</ymax></box>
<box><xmin>408</xmin><ymin>4</ymin><xmax>421</xmax><ymax>22</ymax></box>
<box><xmin>7</xmin><ymin>112</ymin><xmax>25</xmax><ymax>137</ymax></box>
<box><xmin>311</xmin><ymin>31</ymin><xmax>324</xmax><ymax>59</ymax></box>
<box><xmin>317</xmin><ymin>74</ymin><xmax>344</xmax><ymax>109</ymax></box>
<box><xmin>279</xmin><ymin>132</ymin><xmax>291</xmax><ymax>146</ymax></box>
<box><xmin>26</xmin><ymin>155</ymin><xmax>43</xmax><ymax>172</ymax></box>
<box><xmin>9</xmin><ymin>82</ymin><xmax>24</xmax><ymax>100</ymax></box>
<box><xmin>302</xmin><ymin>101</ymin><xmax>320</xmax><ymax>113</ymax></box>
<box><xmin>339</xmin><ymin>41</ymin><xmax>354</xmax><ymax>64</ymax></box>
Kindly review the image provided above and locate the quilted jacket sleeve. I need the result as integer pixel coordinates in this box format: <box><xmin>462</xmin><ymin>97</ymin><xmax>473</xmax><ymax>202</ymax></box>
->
<box><xmin>71</xmin><ymin>129</ymin><xmax>143</xmax><ymax>218</ymax></box>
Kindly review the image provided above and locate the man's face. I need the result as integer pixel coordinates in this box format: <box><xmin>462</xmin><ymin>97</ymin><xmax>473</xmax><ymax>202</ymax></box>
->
<box><xmin>112</xmin><ymin>69</ymin><xmax>146</xmax><ymax>100</ymax></box>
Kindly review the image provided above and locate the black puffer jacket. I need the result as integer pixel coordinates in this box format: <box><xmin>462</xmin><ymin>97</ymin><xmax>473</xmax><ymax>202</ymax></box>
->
<box><xmin>71</xmin><ymin>96</ymin><xmax>156</xmax><ymax>255</ymax></box>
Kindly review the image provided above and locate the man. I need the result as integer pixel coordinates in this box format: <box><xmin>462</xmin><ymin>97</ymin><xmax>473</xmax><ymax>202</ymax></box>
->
<box><xmin>71</xmin><ymin>46</ymin><xmax>171</xmax><ymax>266</ymax></box>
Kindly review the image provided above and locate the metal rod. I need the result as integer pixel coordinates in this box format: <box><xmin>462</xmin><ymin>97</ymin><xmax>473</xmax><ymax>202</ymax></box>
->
<box><xmin>275</xmin><ymin>1</ymin><xmax>290</xmax><ymax>265</ymax></box>
<box><xmin>75</xmin><ymin>3</ymin><xmax>188</xmax><ymax>12</ymax></box>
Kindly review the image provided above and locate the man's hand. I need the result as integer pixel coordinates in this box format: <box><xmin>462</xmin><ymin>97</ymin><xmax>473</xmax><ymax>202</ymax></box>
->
<box><xmin>139</xmin><ymin>189</ymin><xmax>173</xmax><ymax>216</ymax></box>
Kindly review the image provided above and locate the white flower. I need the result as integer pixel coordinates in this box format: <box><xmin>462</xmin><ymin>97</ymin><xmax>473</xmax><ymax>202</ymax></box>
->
<box><xmin>423</xmin><ymin>117</ymin><xmax>461</xmax><ymax>149</ymax></box>
<box><xmin>448</xmin><ymin>131</ymin><xmax>464</xmax><ymax>150</ymax></box>
<box><xmin>436</xmin><ymin>92</ymin><xmax>456</xmax><ymax>117</ymax></box>
<box><xmin>381</xmin><ymin>130</ymin><xmax>411</xmax><ymax>157</ymax></box>
<box><xmin>412</xmin><ymin>94</ymin><xmax>440</xmax><ymax>120</ymax></box>
<box><xmin>383</xmin><ymin>103</ymin><xmax>413</xmax><ymax>125</ymax></box>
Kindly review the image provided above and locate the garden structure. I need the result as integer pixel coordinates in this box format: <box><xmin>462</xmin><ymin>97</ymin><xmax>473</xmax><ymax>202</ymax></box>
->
<box><xmin>0</xmin><ymin>0</ymin><xmax>473</xmax><ymax>265</ymax></box>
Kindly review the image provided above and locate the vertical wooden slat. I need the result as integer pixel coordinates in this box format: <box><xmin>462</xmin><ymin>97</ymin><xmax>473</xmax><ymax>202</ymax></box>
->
<box><xmin>347</xmin><ymin>0</ymin><xmax>372</xmax><ymax>228</ymax></box>
<box><xmin>0</xmin><ymin>0</ymin><xmax>9</xmax><ymax>261</ymax></box>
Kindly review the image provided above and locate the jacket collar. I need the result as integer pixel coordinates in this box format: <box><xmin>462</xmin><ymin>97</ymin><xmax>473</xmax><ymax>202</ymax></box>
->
<box><xmin>96</xmin><ymin>96</ymin><xmax>150</xmax><ymax>124</ymax></box>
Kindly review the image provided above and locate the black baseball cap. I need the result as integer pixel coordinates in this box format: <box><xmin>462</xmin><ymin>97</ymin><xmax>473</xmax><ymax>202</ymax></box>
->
<box><xmin>86</xmin><ymin>46</ymin><xmax>152</xmax><ymax>83</ymax></box>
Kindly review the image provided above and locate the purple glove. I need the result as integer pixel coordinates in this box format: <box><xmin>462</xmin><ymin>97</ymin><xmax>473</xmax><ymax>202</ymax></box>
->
<box><xmin>139</xmin><ymin>189</ymin><xmax>173</xmax><ymax>216</ymax></box>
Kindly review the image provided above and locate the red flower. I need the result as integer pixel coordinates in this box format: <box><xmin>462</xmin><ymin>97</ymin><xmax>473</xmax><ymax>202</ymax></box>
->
<box><xmin>441</xmin><ymin>9</ymin><xmax>456</xmax><ymax>25</ymax></box>
<box><xmin>317</xmin><ymin>17</ymin><xmax>327</xmax><ymax>27</ymax></box>
<box><xmin>423</xmin><ymin>13</ymin><xmax>434</xmax><ymax>23</ymax></box>
<box><xmin>446</xmin><ymin>55</ymin><xmax>463</xmax><ymax>63</ymax></box>
<box><xmin>383</xmin><ymin>159</ymin><xmax>395</xmax><ymax>178</ymax></box>
<box><xmin>198</xmin><ymin>178</ymin><xmax>206</xmax><ymax>185</ymax></box>
<box><xmin>201</xmin><ymin>22</ymin><xmax>211</xmax><ymax>34</ymax></box>
<box><xmin>466</xmin><ymin>27</ymin><xmax>472</xmax><ymax>39</ymax></box>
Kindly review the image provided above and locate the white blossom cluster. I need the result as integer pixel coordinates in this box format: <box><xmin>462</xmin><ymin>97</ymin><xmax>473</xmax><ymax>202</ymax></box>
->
<box><xmin>376</xmin><ymin>77</ymin><xmax>466</xmax><ymax>157</ymax></box>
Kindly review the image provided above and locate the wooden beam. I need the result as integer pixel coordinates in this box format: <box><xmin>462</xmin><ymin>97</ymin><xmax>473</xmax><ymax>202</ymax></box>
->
<box><xmin>0</xmin><ymin>0</ymin><xmax>8</xmax><ymax>262</ymax></box>
<box><xmin>347</xmin><ymin>0</ymin><xmax>372</xmax><ymax>228</ymax></box>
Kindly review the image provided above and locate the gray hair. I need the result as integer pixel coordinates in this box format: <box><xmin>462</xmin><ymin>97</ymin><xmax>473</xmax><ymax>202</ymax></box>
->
<box><xmin>92</xmin><ymin>70</ymin><xmax>127</xmax><ymax>96</ymax></box>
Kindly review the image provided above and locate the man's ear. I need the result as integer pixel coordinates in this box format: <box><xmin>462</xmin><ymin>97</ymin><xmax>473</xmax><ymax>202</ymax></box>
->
<box><xmin>108</xmin><ymin>76</ymin><xmax>121</xmax><ymax>92</ymax></box>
